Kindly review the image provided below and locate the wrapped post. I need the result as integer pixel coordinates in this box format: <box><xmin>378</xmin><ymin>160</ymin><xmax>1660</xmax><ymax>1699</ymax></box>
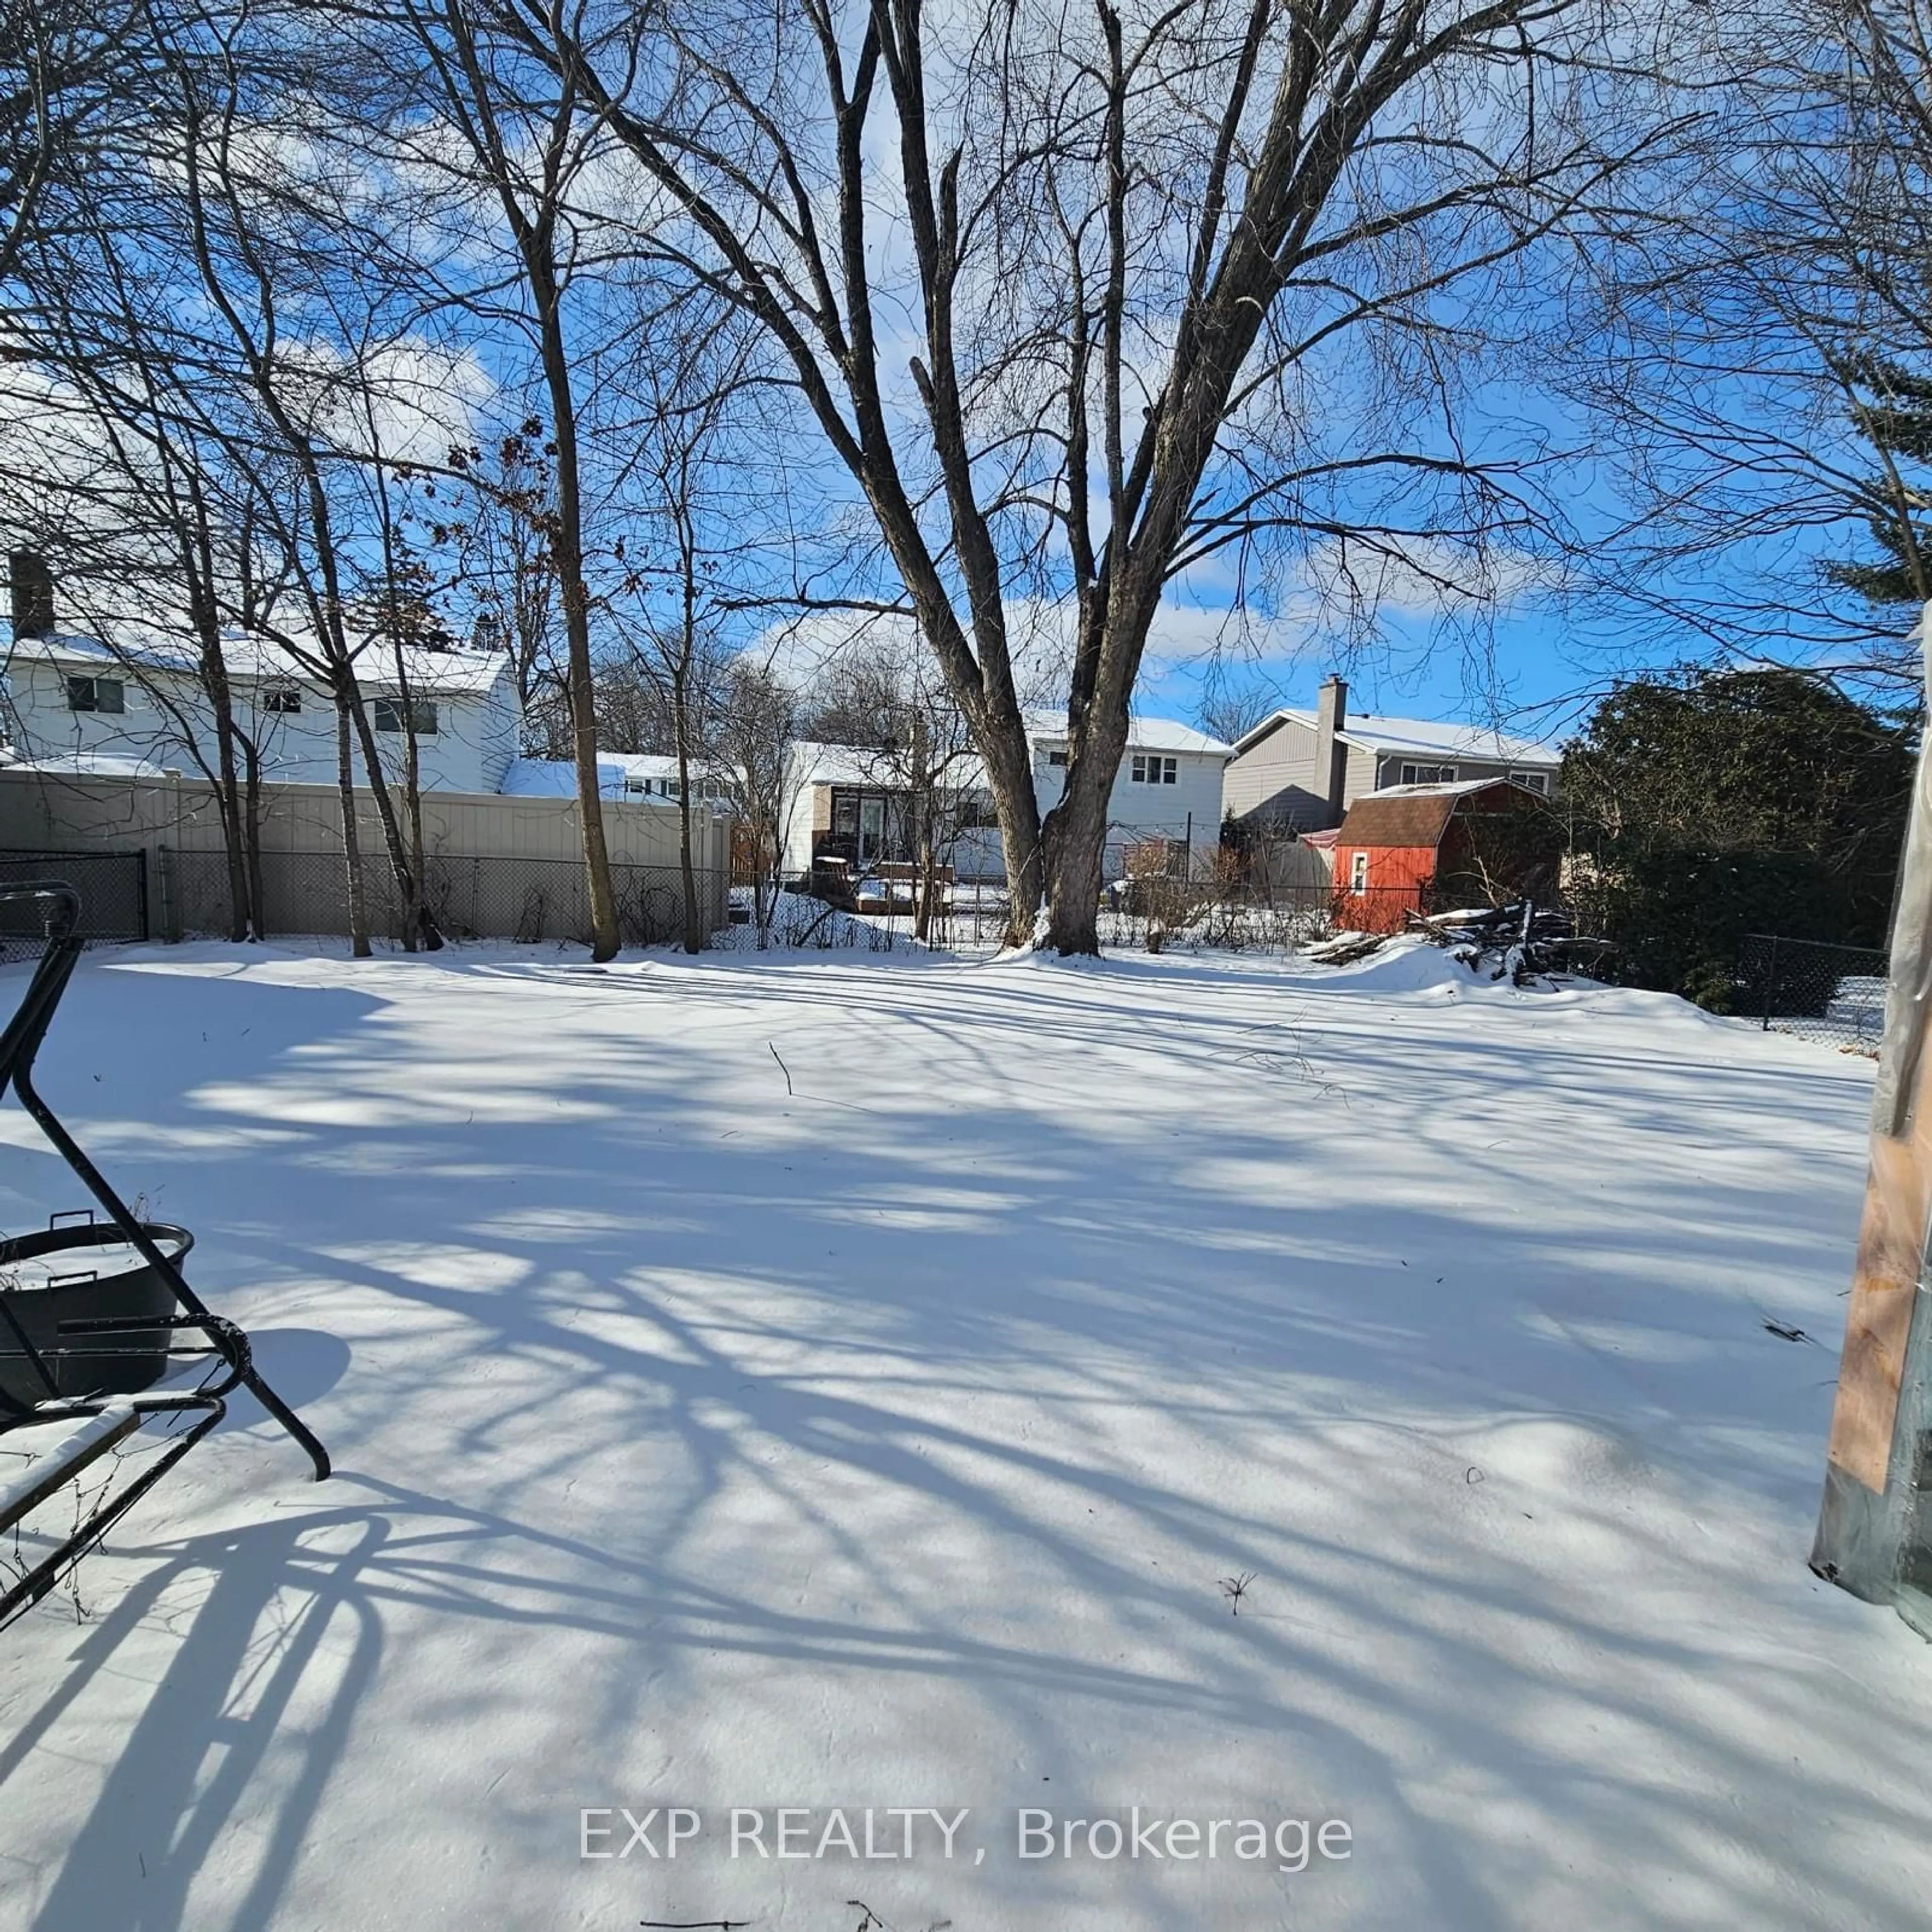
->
<box><xmin>1812</xmin><ymin>605</ymin><xmax>1932</xmax><ymax>1621</ymax></box>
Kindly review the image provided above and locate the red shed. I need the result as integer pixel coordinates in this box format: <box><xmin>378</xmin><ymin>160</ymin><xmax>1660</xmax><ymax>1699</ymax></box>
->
<box><xmin>1332</xmin><ymin>779</ymin><xmax>1556</xmax><ymax>933</ymax></box>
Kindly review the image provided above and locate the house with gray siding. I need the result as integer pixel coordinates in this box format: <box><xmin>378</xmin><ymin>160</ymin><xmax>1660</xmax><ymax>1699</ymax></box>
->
<box><xmin>1223</xmin><ymin>676</ymin><xmax>1561</xmax><ymax>834</ymax></box>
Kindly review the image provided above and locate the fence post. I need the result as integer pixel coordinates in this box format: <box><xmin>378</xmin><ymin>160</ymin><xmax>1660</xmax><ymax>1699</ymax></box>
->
<box><xmin>1763</xmin><ymin>933</ymin><xmax>1780</xmax><ymax>1031</ymax></box>
<box><xmin>1811</xmin><ymin>596</ymin><xmax>1932</xmax><ymax>1617</ymax></box>
<box><xmin>134</xmin><ymin>848</ymin><xmax>150</xmax><ymax>942</ymax></box>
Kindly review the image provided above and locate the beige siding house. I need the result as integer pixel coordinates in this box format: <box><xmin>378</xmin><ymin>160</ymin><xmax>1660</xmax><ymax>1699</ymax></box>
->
<box><xmin>0</xmin><ymin>554</ymin><xmax>731</xmax><ymax>944</ymax></box>
<box><xmin>1224</xmin><ymin>676</ymin><xmax>1561</xmax><ymax>834</ymax></box>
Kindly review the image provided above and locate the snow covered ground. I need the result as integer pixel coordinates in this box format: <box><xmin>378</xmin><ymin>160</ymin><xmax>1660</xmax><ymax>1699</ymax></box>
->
<box><xmin>0</xmin><ymin>936</ymin><xmax>1925</xmax><ymax>1931</ymax></box>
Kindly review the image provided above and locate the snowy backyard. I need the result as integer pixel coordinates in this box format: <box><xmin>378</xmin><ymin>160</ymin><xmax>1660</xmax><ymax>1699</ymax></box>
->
<box><xmin>0</xmin><ymin>938</ymin><xmax>1926</xmax><ymax>1931</ymax></box>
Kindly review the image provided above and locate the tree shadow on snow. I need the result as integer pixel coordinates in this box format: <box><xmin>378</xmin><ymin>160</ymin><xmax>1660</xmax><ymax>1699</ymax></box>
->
<box><xmin>0</xmin><ymin>947</ymin><xmax>1905</xmax><ymax>1932</ymax></box>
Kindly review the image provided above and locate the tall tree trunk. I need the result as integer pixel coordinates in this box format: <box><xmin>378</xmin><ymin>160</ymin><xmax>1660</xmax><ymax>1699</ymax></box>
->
<box><xmin>563</xmin><ymin>589</ymin><xmax>620</xmax><ymax>959</ymax></box>
<box><xmin>337</xmin><ymin>665</ymin><xmax>441</xmax><ymax>952</ymax></box>
<box><xmin>426</xmin><ymin>1</ymin><xmax>617</xmax><ymax>959</ymax></box>
<box><xmin>914</xmin><ymin>824</ymin><xmax>937</xmax><ymax>942</ymax></box>
<box><xmin>406</xmin><ymin>741</ymin><xmax>431</xmax><ymax>949</ymax></box>
<box><xmin>976</xmin><ymin>732</ymin><xmax>1043</xmax><ymax>949</ymax></box>
<box><xmin>207</xmin><ymin>682</ymin><xmax>251</xmax><ymax>941</ymax></box>
<box><xmin>243</xmin><ymin>739</ymin><xmax>267</xmax><ymax>939</ymax></box>
<box><xmin>395</xmin><ymin>649</ymin><xmax>436</xmax><ymax>951</ymax></box>
<box><xmin>334</xmin><ymin>686</ymin><xmax>371</xmax><ymax>958</ymax></box>
<box><xmin>1041</xmin><ymin>801</ymin><xmax>1110</xmax><ymax>954</ymax></box>
<box><xmin>673</xmin><ymin>666</ymin><xmax>702</xmax><ymax>954</ymax></box>
<box><xmin>528</xmin><ymin>264</ymin><xmax>618</xmax><ymax>958</ymax></box>
<box><xmin>182</xmin><ymin>542</ymin><xmax>254</xmax><ymax>941</ymax></box>
<box><xmin>1040</xmin><ymin>696</ymin><xmax>1131</xmax><ymax>954</ymax></box>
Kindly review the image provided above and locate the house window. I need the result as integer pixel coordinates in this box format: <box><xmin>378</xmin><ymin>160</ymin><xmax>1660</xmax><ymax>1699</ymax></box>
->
<box><xmin>1349</xmin><ymin>851</ymin><xmax>1370</xmax><ymax>893</ymax></box>
<box><xmin>1509</xmin><ymin>769</ymin><xmax>1550</xmax><ymax>795</ymax></box>
<box><xmin>1131</xmin><ymin>754</ymin><xmax>1177</xmax><ymax>784</ymax></box>
<box><xmin>1399</xmin><ymin>762</ymin><xmax>1455</xmax><ymax>785</ymax></box>
<box><xmin>66</xmin><ymin>675</ymin><xmax>124</xmax><ymax>715</ymax></box>
<box><xmin>1047</xmin><ymin>749</ymin><xmax>1067</xmax><ymax>768</ymax></box>
<box><xmin>374</xmin><ymin>696</ymin><xmax>439</xmax><ymax>735</ymax></box>
<box><xmin>262</xmin><ymin>685</ymin><xmax>301</xmax><ymax>715</ymax></box>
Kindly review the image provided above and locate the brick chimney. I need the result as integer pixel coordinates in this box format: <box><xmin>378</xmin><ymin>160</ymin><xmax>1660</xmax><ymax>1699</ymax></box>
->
<box><xmin>1313</xmin><ymin>673</ymin><xmax>1348</xmax><ymax>826</ymax></box>
<box><xmin>9</xmin><ymin>550</ymin><xmax>53</xmax><ymax>640</ymax></box>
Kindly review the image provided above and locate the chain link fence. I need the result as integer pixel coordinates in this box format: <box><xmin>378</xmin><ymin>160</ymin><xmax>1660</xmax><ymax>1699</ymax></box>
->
<box><xmin>1736</xmin><ymin>933</ymin><xmax>1890</xmax><ymax>1052</ymax></box>
<box><xmin>731</xmin><ymin>874</ymin><xmax>1402</xmax><ymax>955</ymax></box>
<box><xmin>0</xmin><ymin>851</ymin><xmax>150</xmax><ymax>963</ymax></box>
<box><xmin>156</xmin><ymin>847</ymin><xmax>726</xmax><ymax>950</ymax></box>
<box><xmin>0</xmin><ymin>839</ymin><xmax>1509</xmax><ymax>968</ymax></box>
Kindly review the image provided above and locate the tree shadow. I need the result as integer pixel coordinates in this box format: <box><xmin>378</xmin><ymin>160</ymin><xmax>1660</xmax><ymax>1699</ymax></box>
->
<box><xmin>0</xmin><ymin>945</ymin><xmax>1908</xmax><ymax>1930</ymax></box>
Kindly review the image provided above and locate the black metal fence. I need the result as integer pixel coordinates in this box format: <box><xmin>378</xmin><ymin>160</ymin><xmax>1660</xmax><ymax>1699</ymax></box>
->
<box><xmin>1736</xmin><ymin>932</ymin><xmax>1889</xmax><ymax>1052</ymax></box>
<box><xmin>0</xmin><ymin>851</ymin><xmax>149</xmax><ymax>963</ymax></box>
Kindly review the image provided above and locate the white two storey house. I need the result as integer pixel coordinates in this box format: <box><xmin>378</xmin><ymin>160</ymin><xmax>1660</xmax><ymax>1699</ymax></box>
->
<box><xmin>2</xmin><ymin>628</ymin><xmax>522</xmax><ymax>797</ymax></box>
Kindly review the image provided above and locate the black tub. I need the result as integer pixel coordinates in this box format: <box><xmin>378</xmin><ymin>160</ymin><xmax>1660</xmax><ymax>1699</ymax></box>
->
<box><xmin>0</xmin><ymin>1220</ymin><xmax>192</xmax><ymax>1404</ymax></box>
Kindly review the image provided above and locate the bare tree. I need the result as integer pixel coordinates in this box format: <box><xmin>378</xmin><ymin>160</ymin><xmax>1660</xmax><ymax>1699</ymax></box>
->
<box><xmin>156</xmin><ymin>9</ymin><xmax>452</xmax><ymax>955</ymax></box>
<box><xmin>713</xmin><ymin>653</ymin><xmax>798</xmax><ymax>940</ymax></box>
<box><xmin>491</xmin><ymin>0</ymin><xmax>1656</xmax><ymax>950</ymax></box>
<box><xmin>0</xmin><ymin>1</ymin><xmax>287</xmax><ymax>939</ymax></box>
<box><xmin>811</xmin><ymin>633</ymin><xmax>981</xmax><ymax>939</ymax></box>
<box><xmin>1569</xmin><ymin>0</ymin><xmax>1932</xmax><ymax>688</ymax></box>
<box><xmin>441</xmin><ymin>423</ymin><xmax>572</xmax><ymax>753</ymax></box>
<box><xmin>609</xmin><ymin>311</ymin><xmax>771</xmax><ymax>952</ymax></box>
<box><xmin>1194</xmin><ymin>685</ymin><xmax>1275</xmax><ymax>752</ymax></box>
<box><xmin>0</xmin><ymin>324</ymin><xmax>274</xmax><ymax>938</ymax></box>
<box><xmin>387</xmin><ymin>0</ymin><xmax>624</xmax><ymax>957</ymax></box>
<box><xmin>0</xmin><ymin>0</ymin><xmax>145</xmax><ymax>285</ymax></box>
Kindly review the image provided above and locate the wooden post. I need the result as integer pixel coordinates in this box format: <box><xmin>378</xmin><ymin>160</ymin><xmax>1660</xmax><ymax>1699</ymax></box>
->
<box><xmin>1812</xmin><ymin>602</ymin><xmax>1932</xmax><ymax>1609</ymax></box>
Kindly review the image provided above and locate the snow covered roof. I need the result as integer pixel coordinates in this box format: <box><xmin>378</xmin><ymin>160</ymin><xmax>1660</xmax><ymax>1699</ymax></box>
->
<box><xmin>1236</xmin><ymin>705</ymin><xmax>1558</xmax><ymax>764</ymax></box>
<box><xmin>501</xmin><ymin>752</ymin><xmax>737</xmax><ymax>800</ymax></box>
<box><xmin>785</xmin><ymin>740</ymin><xmax>990</xmax><ymax>789</ymax></box>
<box><xmin>7</xmin><ymin>629</ymin><xmax>514</xmax><ymax>699</ymax></box>
<box><xmin>500</xmin><ymin>755</ymin><xmax>686</xmax><ymax>801</ymax></box>
<box><xmin>786</xmin><ymin>741</ymin><xmax>894</xmax><ymax>788</ymax></box>
<box><xmin>0</xmin><ymin>747</ymin><xmax>177</xmax><ymax>779</ymax></box>
<box><xmin>1366</xmin><ymin>778</ymin><xmax>1511</xmax><ymax>800</ymax></box>
<box><xmin>1025</xmin><ymin>711</ymin><xmax>1233</xmax><ymax>757</ymax></box>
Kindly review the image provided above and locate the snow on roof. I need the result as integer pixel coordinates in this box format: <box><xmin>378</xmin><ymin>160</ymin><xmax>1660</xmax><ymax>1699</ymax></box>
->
<box><xmin>1238</xmin><ymin>705</ymin><xmax>1558</xmax><ymax>764</ymax></box>
<box><xmin>596</xmin><ymin>753</ymin><xmax>687</xmax><ymax>784</ymax></box>
<box><xmin>1365</xmin><ymin>778</ymin><xmax>1509</xmax><ymax>799</ymax></box>
<box><xmin>787</xmin><ymin>741</ymin><xmax>932</xmax><ymax>788</ymax></box>
<box><xmin>1024</xmin><ymin>711</ymin><xmax>1233</xmax><ymax>757</ymax></box>
<box><xmin>499</xmin><ymin>755</ymin><xmax>687</xmax><ymax>801</ymax></box>
<box><xmin>0</xmin><ymin>747</ymin><xmax>177</xmax><ymax>779</ymax></box>
<box><xmin>787</xmin><ymin>718</ymin><xmax>1230</xmax><ymax>788</ymax></box>
<box><xmin>7</xmin><ymin>629</ymin><xmax>514</xmax><ymax>699</ymax></box>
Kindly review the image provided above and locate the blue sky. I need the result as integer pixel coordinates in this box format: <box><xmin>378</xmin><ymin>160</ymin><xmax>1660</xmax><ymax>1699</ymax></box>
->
<box><xmin>1141</xmin><ymin>604</ymin><xmax>1593</xmax><ymax>744</ymax></box>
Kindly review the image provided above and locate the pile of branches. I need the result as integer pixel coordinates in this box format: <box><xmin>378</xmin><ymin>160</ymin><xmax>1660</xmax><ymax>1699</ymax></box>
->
<box><xmin>1306</xmin><ymin>929</ymin><xmax>1388</xmax><ymax>967</ymax></box>
<box><xmin>1409</xmin><ymin>900</ymin><xmax>1607</xmax><ymax>985</ymax></box>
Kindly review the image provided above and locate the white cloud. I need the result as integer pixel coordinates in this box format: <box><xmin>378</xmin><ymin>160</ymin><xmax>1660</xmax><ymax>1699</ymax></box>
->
<box><xmin>745</xmin><ymin>591</ymin><xmax>1309</xmax><ymax>711</ymax></box>
<box><xmin>1297</xmin><ymin>535</ymin><xmax>1554</xmax><ymax>623</ymax></box>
